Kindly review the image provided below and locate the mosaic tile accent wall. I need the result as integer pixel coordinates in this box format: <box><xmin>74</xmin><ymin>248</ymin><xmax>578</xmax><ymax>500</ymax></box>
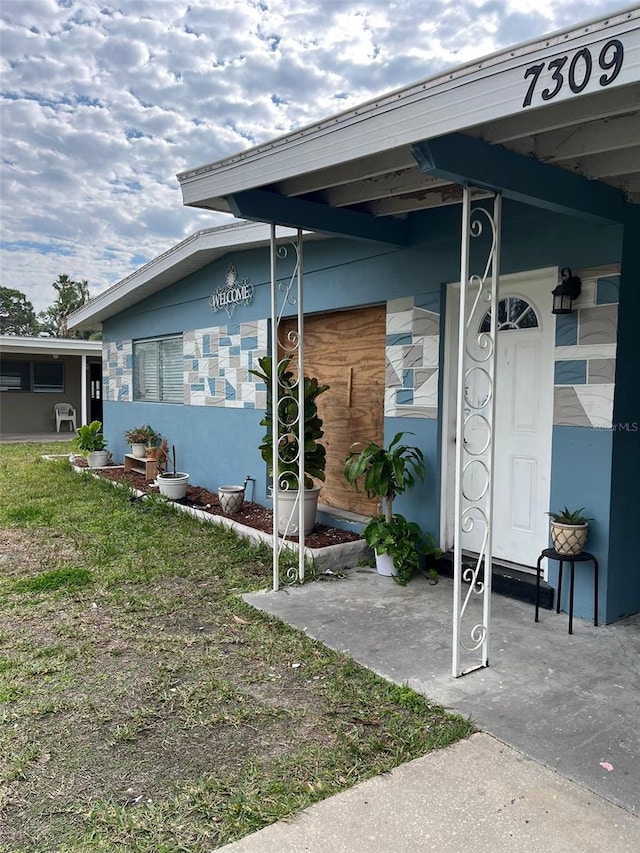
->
<box><xmin>103</xmin><ymin>340</ymin><xmax>132</xmax><ymax>402</ymax></box>
<box><xmin>184</xmin><ymin>320</ymin><xmax>268</xmax><ymax>408</ymax></box>
<box><xmin>553</xmin><ymin>270</ymin><xmax>619</xmax><ymax>428</ymax></box>
<box><xmin>385</xmin><ymin>295</ymin><xmax>441</xmax><ymax>418</ymax></box>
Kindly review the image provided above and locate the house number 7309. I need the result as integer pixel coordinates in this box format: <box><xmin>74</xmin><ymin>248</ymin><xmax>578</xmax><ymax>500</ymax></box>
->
<box><xmin>522</xmin><ymin>39</ymin><xmax>624</xmax><ymax>108</ymax></box>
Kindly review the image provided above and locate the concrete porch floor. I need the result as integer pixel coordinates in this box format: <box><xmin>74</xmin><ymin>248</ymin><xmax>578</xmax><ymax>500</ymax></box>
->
<box><xmin>0</xmin><ymin>432</ymin><xmax>75</xmax><ymax>443</ymax></box>
<box><xmin>244</xmin><ymin>569</ymin><xmax>640</xmax><ymax>816</ymax></box>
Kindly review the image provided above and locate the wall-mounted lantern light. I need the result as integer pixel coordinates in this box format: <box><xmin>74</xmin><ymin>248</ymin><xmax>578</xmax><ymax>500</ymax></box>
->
<box><xmin>552</xmin><ymin>268</ymin><xmax>582</xmax><ymax>315</ymax></box>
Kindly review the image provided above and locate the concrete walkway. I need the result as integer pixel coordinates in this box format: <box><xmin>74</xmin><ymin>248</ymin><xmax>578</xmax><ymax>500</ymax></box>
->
<box><xmin>218</xmin><ymin>733</ymin><xmax>639</xmax><ymax>852</ymax></box>
<box><xmin>216</xmin><ymin>570</ymin><xmax>640</xmax><ymax>850</ymax></box>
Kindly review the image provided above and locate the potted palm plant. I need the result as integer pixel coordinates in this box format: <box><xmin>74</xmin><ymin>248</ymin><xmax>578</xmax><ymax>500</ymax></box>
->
<box><xmin>547</xmin><ymin>506</ymin><xmax>593</xmax><ymax>555</ymax></box>
<box><xmin>250</xmin><ymin>355</ymin><xmax>329</xmax><ymax>535</ymax></box>
<box><xmin>344</xmin><ymin>432</ymin><xmax>434</xmax><ymax>584</ymax></box>
<box><xmin>74</xmin><ymin>420</ymin><xmax>109</xmax><ymax>468</ymax></box>
<box><xmin>156</xmin><ymin>445</ymin><xmax>189</xmax><ymax>500</ymax></box>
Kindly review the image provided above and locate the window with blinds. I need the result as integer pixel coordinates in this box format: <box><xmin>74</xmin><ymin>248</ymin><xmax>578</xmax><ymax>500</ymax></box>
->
<box><xmin>33</xmin><ymin>361</ymin><xmax>64</xmax><ymax>392</ymax></box>
<box><xmin>133</xmin><ymin>335</ymin><xmax>183</xmax><ymax>403</ymax></box>
<box><xmin>0</xmin><ymin>361</ymin><xmax>30</xmax><ymax>391</ymax></box>
<box><xmin>0</xmin><ymin>360</ymin><xmax>63</xmax><ymax>392</ymax></box>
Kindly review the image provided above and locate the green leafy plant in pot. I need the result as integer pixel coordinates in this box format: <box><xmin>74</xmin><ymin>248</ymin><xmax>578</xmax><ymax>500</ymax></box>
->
<box><xmin>74</xmin><ymin>420</ymin><xmax>110</xmax><ymax>469</ymax></box>
<box><xmin>344</xmin><ymin>432</ymin><xmax>438</xmax><ymax>585</ymax></box>
<box><xmin>250</xmin><ymin>355</ymin><xmax>330</xmax><ymax>535</ymax></box>
<box><xmin>124</xmin><ymin>424</ymin><xmax>159</xmax><ymax>459</ymax></box>
<box><xmin>547</xmin><ymin>506</ymin><xmax>593</xmax><ymax>555</ymax></box>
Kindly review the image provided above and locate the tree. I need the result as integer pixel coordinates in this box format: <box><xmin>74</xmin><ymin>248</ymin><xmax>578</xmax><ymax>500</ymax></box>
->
<box><xmin>0</xmin><ymin>287</ymin><xmax>40</xmax><ymax>336</ymax></box>
<box><xmin>38</xmin><ymin>274</ymin><xmax>91</xmax><ymax>338</ymax></box>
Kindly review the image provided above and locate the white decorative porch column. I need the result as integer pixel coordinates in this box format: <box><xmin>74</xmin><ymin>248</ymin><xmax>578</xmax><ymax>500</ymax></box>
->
<box><xmin>270</xmin><ymin>225</ymin><xmax>306</xmax><ymax>590</ymax></box>
<box><xmin>452</xmin><ymin>187</ymin><xmax>502</xmax><ymax>677</ymax></box>
<box><xmin>80</xmin><ymin>354</ymin><xmax>88</xmax><ymax>426</ymax></box>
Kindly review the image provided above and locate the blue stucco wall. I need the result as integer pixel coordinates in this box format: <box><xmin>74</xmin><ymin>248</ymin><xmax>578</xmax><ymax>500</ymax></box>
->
<box><xmin>384</xmin><ymin>416</ymin><xmax>441</xmax><ymax>541</ymax></box>
<box><xmin>104</xmin><ymin>246</ymin><xmax>275</xmax><ymax>342</ymax></box>
<box><xmin>104</xmin><ymin>400</ymin><xmax>268</xmax><ymax>502</ymax></box>
<box><xmin>102</xmin><ymin>197</ymin><xmax>633</xmax><ymax>621</ymax></box>
<box><xmin>549</xmin><ymin>426</ymin><xmax>613</xmax><ymax>621</ymax></box>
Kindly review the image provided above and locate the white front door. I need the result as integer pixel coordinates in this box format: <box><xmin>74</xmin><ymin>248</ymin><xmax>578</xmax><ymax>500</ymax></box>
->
<box><xmin>443</xmin><ymin>268</ymin><xmax>556</xmax><ymax>568</ymax></box>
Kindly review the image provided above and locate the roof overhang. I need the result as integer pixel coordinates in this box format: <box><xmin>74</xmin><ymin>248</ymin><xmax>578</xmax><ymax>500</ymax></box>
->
<box><xmin>177</xmin><ymin>6</ymin><xmax>639</xmax><ymax>229</ymax></box>
<box><xmin>0</xmin><ymin>336</ymin><xmax>102</xmax><ymax>357</ymax></box>
<box><xmin>68</xmin><ymin>221</ymin><xmax>320</xmax><ymax>329</ymax></box>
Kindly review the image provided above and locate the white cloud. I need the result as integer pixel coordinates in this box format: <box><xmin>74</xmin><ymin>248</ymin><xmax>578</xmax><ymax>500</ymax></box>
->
<box><xmin>0</xmin><ymin>0</ymin><xmax>628</xmax><ymax>313</ymax></box>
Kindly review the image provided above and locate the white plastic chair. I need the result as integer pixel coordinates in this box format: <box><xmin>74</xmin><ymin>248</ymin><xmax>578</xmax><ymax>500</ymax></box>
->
<box><xmin>54</xmin><ymin>403</ymin><xmax>77</xmax><ymax>432</ymax></box>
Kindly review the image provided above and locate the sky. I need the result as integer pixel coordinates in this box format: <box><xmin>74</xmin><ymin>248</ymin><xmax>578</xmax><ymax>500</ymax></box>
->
<box><xmin>0</xmin><ymin>0</ymin><xmax>630</xmax><ymax>314</ymax></box>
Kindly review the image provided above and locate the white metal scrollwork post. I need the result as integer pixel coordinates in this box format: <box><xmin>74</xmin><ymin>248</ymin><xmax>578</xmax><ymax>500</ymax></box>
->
<box><xmin>270</xmin><ymin>225</ymin><xmax>306</xmax><ymax>590</ymax></box>
<box><xmin>452</xmin><ymin>187</ymin><xmax>502</xmax><ymax>677</ymax></box>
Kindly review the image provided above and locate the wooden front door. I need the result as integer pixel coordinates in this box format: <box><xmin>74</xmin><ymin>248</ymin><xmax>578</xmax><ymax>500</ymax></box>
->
<box><xmin>280</xmin><ymin>305</ymin><xmax>385</xmax><ymax>516</ymax></box>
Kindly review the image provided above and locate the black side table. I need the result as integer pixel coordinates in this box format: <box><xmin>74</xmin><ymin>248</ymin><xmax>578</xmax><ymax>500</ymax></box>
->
<box><xmin>535</xmin><ymin>548</ymin><xmax>599</xmax><ymax>635</ymax></box>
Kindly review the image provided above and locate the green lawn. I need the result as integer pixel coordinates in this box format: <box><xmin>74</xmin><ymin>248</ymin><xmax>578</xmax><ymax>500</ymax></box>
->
<box><xmin>0</xmin><ymin>443</ymin><xmax>472</xmax><ymax>852</ymax></box>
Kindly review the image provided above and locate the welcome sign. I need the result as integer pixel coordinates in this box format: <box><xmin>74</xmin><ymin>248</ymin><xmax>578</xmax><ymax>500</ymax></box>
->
<box><xmin>209</xmin><ymin>263</ymin><xmax>254</xmax><ymax>318</ymax></box>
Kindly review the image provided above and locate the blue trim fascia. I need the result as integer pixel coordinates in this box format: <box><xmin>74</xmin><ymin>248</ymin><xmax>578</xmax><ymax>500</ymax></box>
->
<box><xmin>411</xmin><ymin>134</ymin><xmax>628</xmax><ymax>224</ymax></box>
<box><xmin>228</xmin><ymin>189</ymin><xmax>411</xmax><ymax>246</ymax></box>
<box><xmin>608</xmin><ymin>205</ymin><xmax>640</xmax><ymax>621</ymax></box>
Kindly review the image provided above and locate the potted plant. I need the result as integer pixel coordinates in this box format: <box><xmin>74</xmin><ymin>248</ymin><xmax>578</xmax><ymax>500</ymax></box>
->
<box><xmin>124</xmin><ymin>424</ymin><xmax>159</xmax><ymax>458</ymax></box>
<box><xmin>366</xmin><ymin>522</ymin><xmax>442</xmax><ymax>585</ymax></box>
<box><xmin>154</xmin><ymin>437</ymin><xmax>169</xmax><ymax>472</ymax></box>
<box><xmin>74</xmin><ymin>420</ymin><xmax>110</xmax><ymax>468</ymax></box>
<box><xmin>218</xmin><ymin>484</ymin><xmax>245</xmax><ymax>515</ymax></box>
<box><xmin>547</xmin><ymin>506</ymin><xmax>593</xmax><ymax>555</ymax></box>
<box><xmin>344</xmin><ymin>432</ymin><xmax>432</xmax><ymax>583</ymax></box>
<box><xmin>156</xmin><ymin>444</ymin><xmax>189</xmax><ymax>499</ymax></box>
<box><xmin>145</xmin><ymin>432</ymin><xmax>163</xmax><ymax>460</ymax></box>
<box><xmin>145</xmin><ymin>435</ymin><xmax>167</xmax><ymax>481</ymax></box>
<box><xmin>250</xmin><ymin>355</ymin><xmax>329</xmax><ymax>535</ymax></box>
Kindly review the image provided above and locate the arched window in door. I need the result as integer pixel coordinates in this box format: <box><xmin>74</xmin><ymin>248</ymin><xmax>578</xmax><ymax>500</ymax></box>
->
<box><xmin>480</xmin><ymin>296</ymin><xmax>539</xmax><ymax>332</ymax></box>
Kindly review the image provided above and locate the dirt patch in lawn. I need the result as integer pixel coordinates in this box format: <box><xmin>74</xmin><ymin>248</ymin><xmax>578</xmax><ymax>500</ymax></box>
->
<box><xmin>0</xmin><ymin>533</ymin><xmax>347</xmax><ymax>849</ymax></box>
<box><xmin>0</xmin><ymin>528</ymin><xmax>81</xmax><ymax>577</ymax></box>
<box><xmin>0</xmin><ymin>453</ymin><xmax>472</xmax><ymax>852</ymax></box>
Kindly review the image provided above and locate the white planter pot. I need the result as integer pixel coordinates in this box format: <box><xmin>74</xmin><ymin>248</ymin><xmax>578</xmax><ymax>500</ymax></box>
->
<box><xmin>87</xmin><ymin>450</ymin><xmax>109</xmax><ymax>469</ymax></box>
<box><xmin>375</xmin><ymin>551</ymin><xmax>398</xmax><ymax>577</ymax></box>
<box><xmin>272</xmin><ymin>485</ymin><xmax>321</xmax><ymax>536</ymax></box>
<box><xmin>218</xmin><ymin>485</ymin><xmax>245</xmax><ymax>515</ymax></box>
<box><xmin>157</xmin><ymin>472</ymin><xmax>189</xmax><ymax>500</ymax></box>
<box><xmin>130</xmin><ymin>443</ymin><xmax>147</xmax><ymax>458</ymax></box>
<box><xmin>551</xmin><ymin>521</ymin><xmax>588</xmax><ymax>556</ymax></box>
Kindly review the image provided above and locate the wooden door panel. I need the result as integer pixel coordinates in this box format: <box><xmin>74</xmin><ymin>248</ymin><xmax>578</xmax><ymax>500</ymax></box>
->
<box><xmin>280</xmin><ymin>306</ymin><xmax>385</xmax><ymax>516</ymax></box>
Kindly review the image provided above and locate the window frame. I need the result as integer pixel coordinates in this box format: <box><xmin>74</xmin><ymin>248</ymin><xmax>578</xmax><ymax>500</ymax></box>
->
<box><xmin>479</xmin><ymin>296</ymin><xmax>540</xmax><ymax>333</ymax></box>
<box><xmin>33</xmin><ymin>361</ymin><xmax>64</xmax><ymax>393</ymax></box>
<box><xmin>0</xmin><ymin>360</ymin><xmax>31</xmax><ymax>391</ymax></box>
<box><xmin>0</xmin><ymin>360</ymin><xmax>64</xmax><ymax>393</ymax></box>
<box><xmin>133</xmin><ymin>335</ymin><xmax>184</xmax><ymax>404</ymax></box>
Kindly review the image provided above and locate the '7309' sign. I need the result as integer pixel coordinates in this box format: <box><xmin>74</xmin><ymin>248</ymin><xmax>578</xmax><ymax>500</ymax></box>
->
<box><xmin>522</xmin><ymin>38</ymin><xmax>625</xmax><ymax>108</ymax></box>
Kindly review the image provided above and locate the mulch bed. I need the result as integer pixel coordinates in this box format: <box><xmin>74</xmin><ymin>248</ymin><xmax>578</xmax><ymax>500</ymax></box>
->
<box><xmin>77</xmin><ymin>459</ymin><xmax>362</xmax><ymax>549</ymax></box>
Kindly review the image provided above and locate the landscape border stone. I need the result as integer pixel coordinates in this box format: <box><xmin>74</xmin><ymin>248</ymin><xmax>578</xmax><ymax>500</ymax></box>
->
<box><xmin>43</xmin><ymin>455</ymin><xmax>371</xmax><ymax>574</ymax></box>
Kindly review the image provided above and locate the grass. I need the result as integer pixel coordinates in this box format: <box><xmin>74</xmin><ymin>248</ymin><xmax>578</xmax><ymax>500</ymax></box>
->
<box><xmin>0</xmin><ymin>442</ymin><xmax>472</xmax><ymax>852</ymax></box>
